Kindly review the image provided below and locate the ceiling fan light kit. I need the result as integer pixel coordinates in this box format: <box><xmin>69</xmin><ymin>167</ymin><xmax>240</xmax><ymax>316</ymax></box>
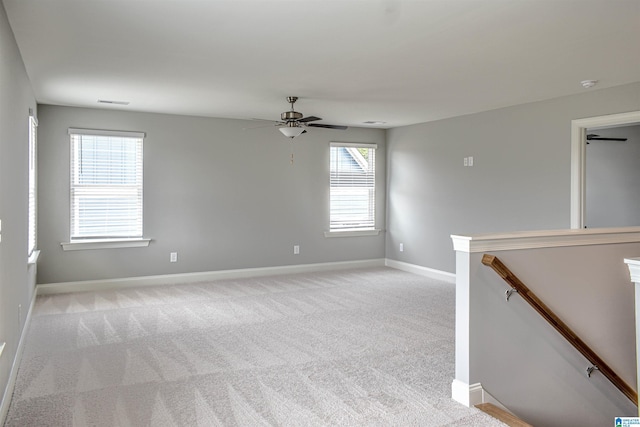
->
<box><xmin>266</xmin><ymin>96</ymin><xmax>348</xmax><ymax>139</ymax></box>
<box><xmin>279</xmin><ymin>125</ymin><xmax>305</xmax><ymax>138</ymax></box>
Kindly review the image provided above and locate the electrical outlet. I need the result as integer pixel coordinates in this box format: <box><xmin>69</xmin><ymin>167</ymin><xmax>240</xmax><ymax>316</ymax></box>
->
<box><xmin>468</xmin><ymin>156</ymin><xmax>474</xmax><ymax>166</ymax></box>
<box><xmin>293</xmin><ymin>245</ymin><xmax>300</xmax><ymax>255</ymax></box>
<box><xmin>399</xmin><ymin>243</ymin><xmax>404</xmax><ymax>252</ymax></box>
<box><xmin>463</xmin><ymin>157</ymin><xmax>468</xmax><ymax>167</ymax></box>
<box><xmin>170</xmin><ymin>252</ymin><xmax>178</xmax><ymax>262</ymax></box>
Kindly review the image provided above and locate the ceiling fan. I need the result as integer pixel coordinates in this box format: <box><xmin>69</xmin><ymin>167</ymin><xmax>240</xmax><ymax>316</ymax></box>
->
<box><xmin>271</xmin><ymin>96</ymin><xmax>348</xmax><ymax>138</ymax></box>
<box><xmin>586</xmin><ymin>133</ymin><xmax>628</xmax><ymax>142</ymax></box>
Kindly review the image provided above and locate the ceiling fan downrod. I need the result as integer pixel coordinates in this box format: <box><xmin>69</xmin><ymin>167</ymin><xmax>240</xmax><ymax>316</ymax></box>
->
<box><xmin>281</xmin><ymin>96</ymin><xmax>303</xmax><ymax>122</ymax></box>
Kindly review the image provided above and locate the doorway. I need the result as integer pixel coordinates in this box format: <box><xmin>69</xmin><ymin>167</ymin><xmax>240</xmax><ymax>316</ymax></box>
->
<box><xmin>570</xmin><ymin>111</ymin><xmax>640</xmax><ymax>228</ymax></box>
<box><xmin>585</xmin><ymin>125</ymin><xmax>640</xmax><ymax>228</ymax></box>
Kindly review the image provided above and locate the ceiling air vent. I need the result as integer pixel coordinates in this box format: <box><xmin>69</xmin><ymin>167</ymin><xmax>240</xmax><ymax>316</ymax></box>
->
<box><xmin>98</xmin><ymin>99</ymin><xmax>130</xmax><ymax>105</ymax></box>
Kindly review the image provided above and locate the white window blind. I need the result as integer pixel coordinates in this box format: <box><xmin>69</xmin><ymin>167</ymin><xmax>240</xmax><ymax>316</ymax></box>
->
<box><xmin>69</xmin><ymin>128</ymin><xmax>144</xmax><ymax>240</ymax></box>
<box><xmin>28</xmin><ymin>115</ymin><xmax>37</xmax><ymax>256</ymax></box>
<box><xmin>329</xmin><ymin>142</ymin><xmax>376</xmax><ymax>231</ymax></box>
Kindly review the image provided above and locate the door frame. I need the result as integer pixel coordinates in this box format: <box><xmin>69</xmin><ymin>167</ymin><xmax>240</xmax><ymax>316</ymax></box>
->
<box><xmin>570</xmin><ymin>111</ymin><xmax>640</xmax><ymax>229</ymax></box>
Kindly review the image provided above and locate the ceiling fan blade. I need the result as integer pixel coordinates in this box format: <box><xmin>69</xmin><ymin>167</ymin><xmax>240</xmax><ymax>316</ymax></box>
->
<box><xmin>307</xmin><ymin>123</ymin><xmax>348</xmax><ymax>130</ymax></box>
<box><xmin>298</xmin><ymin>116</ymin><xmax>322</xmax><ymax>123</ymax></box>
<box><xmin>250</xmin><ymin>118</ymin><xmax>284</xmax><ymax>124</ymax></box>
<box><xmin>243</xmin><ymin>123</ymin><xmax>278</xmax><ymax>130</ymax></box>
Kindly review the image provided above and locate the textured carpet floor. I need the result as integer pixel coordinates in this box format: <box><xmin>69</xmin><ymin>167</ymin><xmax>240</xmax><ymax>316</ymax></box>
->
<box><xmin>4</xmin><ymin>267</ymin><xmax>505</xmax><ymax>426</ymax></box>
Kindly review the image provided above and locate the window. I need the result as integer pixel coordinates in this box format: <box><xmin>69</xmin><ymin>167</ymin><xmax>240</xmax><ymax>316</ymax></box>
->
<box><xmin>28</xmin><ymin>114</ymin><xmax>37</xmax><ymax>257</ymax></box>
<box><xmin>69</xmin><ymin>128</ymin><xmax>144</xmax><ymax>241</ymax></box>
<box><xmin>329</xmin><ymin>142</ymin><xmax>377</xmax><ymax>232</ymax></box>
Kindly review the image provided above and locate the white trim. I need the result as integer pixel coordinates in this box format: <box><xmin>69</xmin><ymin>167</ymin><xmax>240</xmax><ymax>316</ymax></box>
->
<box><xmin>27</xmin><ymin>249</ymin><xmax>40</xmax><ymax>265</ymax></box>
<box><xmin>28</xmin><ymin>116</ymin><xmax>38</xmax><ymax>257</ymax></box>
<box><xmin>68</xmin><ymin>128</ymin><xmax>145</xmax><ymax>138</ymax></box>
<box><xmin>324</xmin><ymin>229</ymin><xmax>381</xmax><ymax>238</ymax></box>
<box><xmin>61</xmin><ymin>238</ymin><xmax>151</xmax><ymax>251</ymax></box>
<box><xmin>625</xmin><ymin>258</ymin><xmax>640</xmax><ymax>284</ymax></box>
<box><xmin>37</xmin><ymin>259</ymin><xmax>386</xmax><ymax>294</ymax></box>
<box><xmin>452</xmin><ymin>380</ymin><xmax>484</xmax><ymax>407</ymax></box>
<box><xmin>385</xmin><ymin>259</ymin><xmax>455</xmax><ymax>283</ymax></box>
<box><xmin>451</xmin><ymin>380</ymin><xmax>512</xmax><ymax>413</ymax></box>
<box><xmin>570</xmin><ymin>111</ymin><xmax>640</xmax><ymax>229</ymax></box>
<box><xmin>0</xmin><ymin>292</ymin><xmax>36</xmax><ymax>425</ymax></box>
<box><xmin>330</xmin><ymin>141</ymin><xmax>378</xmax><ymax>149</ymax></box>
<box><xmin>451</xmin><ymin>227</ymin><xmax>640</xmax><ymax>253</ymax></box>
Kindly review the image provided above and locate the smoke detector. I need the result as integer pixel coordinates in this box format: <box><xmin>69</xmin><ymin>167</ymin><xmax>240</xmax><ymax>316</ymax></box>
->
<box><xmin>580</xmin><ymin>80</ymin><xmax>598</xmax><ymax>89</ymax></box>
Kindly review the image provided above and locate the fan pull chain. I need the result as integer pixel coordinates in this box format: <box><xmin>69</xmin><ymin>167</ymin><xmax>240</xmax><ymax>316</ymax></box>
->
<box><xmin>290</xmin><ymin>141</ymin><xmax>295</xmax><ymax>165</ymax></box>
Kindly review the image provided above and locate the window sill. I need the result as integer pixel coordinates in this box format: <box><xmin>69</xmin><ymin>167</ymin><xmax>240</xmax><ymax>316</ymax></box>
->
<box><xmin>61</xmin><ymin>238</ymin><xmax>151</xmax><ymax>251</ymax></box>
<box><xmin>324</xmin><ymin>229</ymin><xmax>382</xmax><ymax>238</ymax></box>
<box><xmin>28</xmin><ymin>249</ymin><xmax>40</xmax><ymax>265</ymax></box>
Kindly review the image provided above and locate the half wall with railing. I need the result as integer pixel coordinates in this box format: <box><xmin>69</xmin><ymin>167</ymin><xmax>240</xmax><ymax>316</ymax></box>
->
<box><xmin>451</xmin><ymin>227</ymin><xmax>640</xmax><ymax>426</ymax></box>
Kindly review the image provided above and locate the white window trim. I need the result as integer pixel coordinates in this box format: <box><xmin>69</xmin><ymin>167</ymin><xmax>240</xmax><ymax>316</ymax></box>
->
<box><xmin>67</xmin><ymin>127</ymin><xmax>147</xmax><ymax>247</ymax></box>
<box><xmin>61</xmin><ymin>238</ymin><xmax>151</xmax><ymax>251</ymax></box>
<box><xmin>28</xmin><ymin>114</ymin><xmax>38</xmax><ymax>258</ymax></box>
<box><xmin>324</xmin><ymin>229</ymin><xmax>382</xmax><ymax>238</ymax></box>
<box><xmin>28</xmin><ymin>249</ymin><xmax>40</xmax><ymax>265</ymax></box>
<box><xmin>68</xmin><ymin>128</ymin><xmax>145</xmax><ymax>139</ymax></box>
<box><xmin>328</xmin><ymin>141</ymin><xmax>378</xmax><ymax>235</ymax></box>
<box><xmin>330</xmin><ymin>142</ymin><xmax>378</xmax><ymax>149</ymax></box>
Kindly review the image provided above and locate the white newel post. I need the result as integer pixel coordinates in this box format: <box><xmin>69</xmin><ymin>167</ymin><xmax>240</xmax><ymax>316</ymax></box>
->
<box><xmin>624</xmin><ymin>257</ymin><xmax>640</xmax><ymax>414</ymax></box>
<box><xmin>450</xmin><ymin>235</ymin><xmax>487</xmax><ymax>407</ymax></box>
<box><xmin>451</xmin><ymin>247</ymin><xmax>472</xmax><ymax>406</ymax></box>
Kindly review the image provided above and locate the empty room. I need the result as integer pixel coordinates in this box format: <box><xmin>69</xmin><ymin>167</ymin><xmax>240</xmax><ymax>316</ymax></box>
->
<box><xmin>1</xmin><ymin>1</ymin><xmax>640</xmax><ymax>426</ymax></box>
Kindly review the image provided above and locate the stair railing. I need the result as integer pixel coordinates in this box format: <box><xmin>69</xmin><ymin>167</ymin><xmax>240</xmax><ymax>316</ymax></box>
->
<box><xmin>482</xmin><ymin>253</ymin><xmax>637</xmax><ymax>405</ymax></box>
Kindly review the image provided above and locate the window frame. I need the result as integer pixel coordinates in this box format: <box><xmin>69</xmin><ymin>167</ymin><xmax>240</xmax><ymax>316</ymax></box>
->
<box><xmin>28</xmin><ymin>114</ymin><xmax>38</xmax><ymax>262</ymax></box>
<box><xmin>325</xmin><ymin>142</ymin><xmax>380</xmax><ymax>237</ymax></box>
<box><xmin>62</xmin><ymin>128</ymin><xmax>150</xmax><ymax>251</ymax></box>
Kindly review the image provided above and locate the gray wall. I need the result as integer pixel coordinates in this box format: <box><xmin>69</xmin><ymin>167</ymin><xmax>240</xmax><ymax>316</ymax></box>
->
<box><xmin>37</xmin><ymin>105</ymin><xmax>386</xmax><ymax>284</ymax></box>
<box><xmin>386</xmin><ymin>82</ymin><xmax>640</xmax><ymax>273</ymax></box>
<box><xmin>586</xmin><ymin>125</ymin><xmax>640</xmax><ymax>227</ymax></box>
<box><xmin>0</xmin><ymin>1</ymin><xmax>37</xmax><ymax>415</ymax></box>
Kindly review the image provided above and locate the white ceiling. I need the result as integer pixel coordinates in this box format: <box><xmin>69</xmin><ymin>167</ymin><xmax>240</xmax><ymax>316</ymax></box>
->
<box><xmin>4</xmin><ymin>0</ymin><xmax>640</xmax><ymax>129</ymax></box>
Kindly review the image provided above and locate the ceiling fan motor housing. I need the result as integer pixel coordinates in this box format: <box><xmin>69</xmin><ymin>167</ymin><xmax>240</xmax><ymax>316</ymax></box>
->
<box><xmin>281</xmin><ymin>110</ymin><xmax>303</xmax><ymax>121</ymax></box>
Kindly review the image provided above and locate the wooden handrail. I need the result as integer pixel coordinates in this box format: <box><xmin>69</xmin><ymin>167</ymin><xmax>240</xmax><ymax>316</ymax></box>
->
<box><xmin>482</xmin><ymin>253</ymin><xmax>638</xmax><ymax>405</ymax></box>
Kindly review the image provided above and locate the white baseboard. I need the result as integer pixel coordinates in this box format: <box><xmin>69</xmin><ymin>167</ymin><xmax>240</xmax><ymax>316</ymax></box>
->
<box><xmin>452</xmin><ymin>379</ymin><xmax>484</xmax><ymax>407</ymax></box>
<box><xmin>385</xmin><ymin>259</ymin><xmax>455</xmax><ymax>283</ymax></box>
<box><xmin>0</xmin><ymin>292</ymin><xmax>37</xmax><ymax>425</ymax></box>
<box><xmin>451</xmin><ymin>380</ymin><xmax>511</xmax><ymax>413</ymax></box>
<box><xmin>37</xmin><ymin>258</ymin><xmax>387</xmax><ymax>295</ymax></box>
